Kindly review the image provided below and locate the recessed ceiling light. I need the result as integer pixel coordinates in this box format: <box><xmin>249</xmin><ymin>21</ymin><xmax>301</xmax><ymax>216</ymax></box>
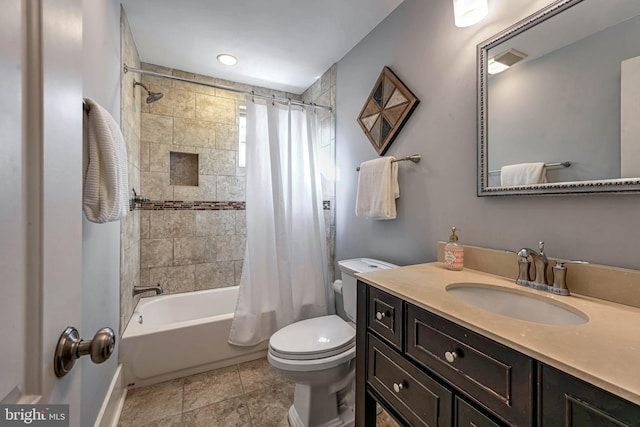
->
<box><xmin>217</xmin><ymin>54</ymin><xmax>237</xmax><ymax>66</ymax></box>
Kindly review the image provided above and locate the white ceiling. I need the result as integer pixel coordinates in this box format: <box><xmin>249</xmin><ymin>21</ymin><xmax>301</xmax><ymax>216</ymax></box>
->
<box><xmin>120</xmin><ymin>0</ymin><xmax>405</xmax><ymax>94</ymax></box>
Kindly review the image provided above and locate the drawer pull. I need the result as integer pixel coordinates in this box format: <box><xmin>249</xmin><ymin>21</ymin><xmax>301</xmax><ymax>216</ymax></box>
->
<box><xmin>393</xmin><ymin>382</ymin><xmax>404</xmax><ymax>393</ymax></box>
<box><xmin>445</xmin><ymin>350</ymin><xmax>459</xmax><ymax>363</ymax></box>
<box><xmin>376</xmin><ymin>311</ymin><xmax>386</xmax><ymax>321</ymax></box>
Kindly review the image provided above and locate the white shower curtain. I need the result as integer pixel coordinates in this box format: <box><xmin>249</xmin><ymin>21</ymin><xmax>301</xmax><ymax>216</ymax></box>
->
<box><xmin>228</xmin><ymin>96</ymin><xmax>333</xmax><ymax>346</ymax></box>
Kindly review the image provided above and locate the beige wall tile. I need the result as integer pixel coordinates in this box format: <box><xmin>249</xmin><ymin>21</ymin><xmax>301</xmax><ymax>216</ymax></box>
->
<box><xmin>200</xmin><ymin>149</ymin><xmax>236</xmax><ymax>176</ymax></box>
<box><xmin>195</xmin><ymin>211</ymin><xmax>236</xmax><ymax>236</ymax></box>
<box><xmin>148</xmin><ymin>265</ymin><xmax>196</xmax><ymax>295</ymax></box>
<box><xmin>139</xmin><ymin>267</ymin><xmax>150</xmax><ymax>288</ymax></box>
<box><xmin>195</xmin><ymin>262</ymin><xmax>236</xmax><ymax>290</ymax></box>
<box><xmin>140</xmin><ymin>62</ymin><xmax>174</xmax><ymax>89</ymax></box>
<box><xmin>216</xmin><ymin>235</ymin><xmax>245</xmax><ymax>261</ymax></box>
<box><xmin>141</xmin><ymin>113</ymin><xmax>173</xmax><ymax>144</ymax></box>
<box><xmin>196</xmin><ymin>94</ymin><xmax>236</xmax><ymax>124</ymax></box>
<box><xmin>217</xmin><ymin>176</ymin><xmax>245</xmax><ymax>201</ymax></box>
<box><xmin>173</xmin><ymin>117</ymin><xmax>215</xmax><ymax>147</ymax></box>
<box><xmin>139</xmin><ymin>210</ymin><xmax>150</xmax><ymax>239</ymax></box>
<box><xmin>140</xmin><ymin>238</ymin><xmax>173</xmax><ymax>268</ymax></box>
<box><xmin>173</xmin><ymin>174</ymin><xmax>216</xmax><ymax>201</ymax></box>
<box><xmin>149</xmin><ymin>88</ymin><xmax>195</xmax><ymax>119</ymax></box>
<box><xmin>215</xmin><ymin>123</ymin><xmax>239</xmax><ymax>151</ymax></box>
<box><xmin>141</xmin><ymin>171</ymin><xmax>173</xmax><ymax>200</ymax></box>
<box><xmin>172</xmin><ymin>69</ymin><xmax>217</xmax><ymax>97</ymax></box>
<box><xmin>149</xmin><ymin>143</ymin><xmax>198</xmax><ymax>173</ymax></box>
<box><xmin>140</xmin><ymin>141</ymin><xmax>150</xmax><ymax>171</ymax></box>
<box><xmin>174</xmin><ymin>236</ymin><xmax>217</xmax><ymax>265</ymax></box>
<box><xmin>149</xmin><ymin>210</ymin><xmax>196</xmax><ymax>239</ymax></box>
<box><xmin>235</xmin><ymin>211</ymin><xmax>246</xmax><ymax>235</ymax></box>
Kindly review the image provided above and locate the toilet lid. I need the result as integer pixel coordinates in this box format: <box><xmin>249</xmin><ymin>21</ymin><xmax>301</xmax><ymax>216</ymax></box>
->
<box><xmin>269</xmin><ymin>315</ymin><xmax>355</xmax><ymax>360</ymax></box>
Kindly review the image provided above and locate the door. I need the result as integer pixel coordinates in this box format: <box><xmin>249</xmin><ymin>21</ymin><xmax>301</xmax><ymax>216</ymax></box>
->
<box><xmin>1</xmin><ymin>0</ymin><xmax>83</xmax><ymax>423</ymax></box>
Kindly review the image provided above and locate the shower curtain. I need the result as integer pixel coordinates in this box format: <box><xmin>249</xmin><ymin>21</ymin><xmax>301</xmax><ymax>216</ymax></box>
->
<box><xmin>228</xmin><ymin>96</ymin><xmax>333</xmax><ymax>346</ymax></box>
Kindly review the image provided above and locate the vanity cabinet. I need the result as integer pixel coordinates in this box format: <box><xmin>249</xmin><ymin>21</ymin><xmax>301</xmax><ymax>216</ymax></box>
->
<box><xmin>538</xmin><ymin>364</ymin><xmax>640</xmax><ymax>426</ymax></box>
<box><xmin>356</xmin><ymin>280</ymin><xmax>640</xmax><ymax>427</ymax></box>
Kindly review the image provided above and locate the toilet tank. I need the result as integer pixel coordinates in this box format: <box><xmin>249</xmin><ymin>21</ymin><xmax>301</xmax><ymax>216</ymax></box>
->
<box><xmin>338</xmin><ymin>258</ymin><xmax>398</xmax><ymax>322</ymax></box>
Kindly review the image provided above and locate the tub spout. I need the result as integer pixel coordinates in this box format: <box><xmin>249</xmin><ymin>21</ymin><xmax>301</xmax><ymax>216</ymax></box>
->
<box><xmin>133</xmin><ymin>284</ymin><xmax>164</xmax><ymax>296</ymax></box>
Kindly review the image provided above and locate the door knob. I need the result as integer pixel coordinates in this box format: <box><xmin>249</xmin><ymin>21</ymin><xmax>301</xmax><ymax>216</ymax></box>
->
<box><xmin>54</xmin><ymin>326</ymin><xmax>115</xmax><ymax>378</ymax></box>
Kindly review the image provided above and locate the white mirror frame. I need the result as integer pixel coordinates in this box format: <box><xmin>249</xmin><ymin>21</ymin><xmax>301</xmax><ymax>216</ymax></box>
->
<box><xmin>477</xmin><ymin>0</ymin><xmax>640</xmax><ymax>196</ymax></box>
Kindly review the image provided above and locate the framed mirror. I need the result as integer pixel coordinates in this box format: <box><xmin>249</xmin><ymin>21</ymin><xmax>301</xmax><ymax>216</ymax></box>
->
<box><xmin>477</xmin><ymin>0</ymin><xmax>640</xmax><ymax>195</ymax></box>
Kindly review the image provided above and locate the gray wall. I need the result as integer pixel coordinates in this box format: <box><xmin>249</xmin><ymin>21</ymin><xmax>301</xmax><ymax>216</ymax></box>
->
<box><xmin>81</xmin><ymin>0</ymin><xmax>121</xmax><ymax>425</ymax></box>
<box><xmin>489</xmin><ymin>13</ymin><xmax>640</xmax><ymax>182</ymax></box>
<box><xmin>335</xmin><ymin>0</ymin><xmax>640</xmax><ymax>273</ymax></box>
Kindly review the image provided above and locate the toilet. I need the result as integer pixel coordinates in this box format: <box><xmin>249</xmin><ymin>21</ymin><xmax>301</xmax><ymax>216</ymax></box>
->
<box><xmin>268</xmin><ymin>258</ymin><xmax>398</xmax><ymax>427</ymax></box>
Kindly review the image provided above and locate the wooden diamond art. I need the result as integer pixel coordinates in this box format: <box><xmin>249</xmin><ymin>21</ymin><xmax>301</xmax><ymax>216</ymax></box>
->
<box><xmin>357</xmin><ymin>66</ymin><xmax>419</xmax><ymax>155</ymax></box>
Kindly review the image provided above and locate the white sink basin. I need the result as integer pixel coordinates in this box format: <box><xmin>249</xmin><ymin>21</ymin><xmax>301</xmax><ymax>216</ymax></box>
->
<box><xmin>446</xmin><ymin>283</ymin><xmax>588</xmax><ymax>326</ymax></box>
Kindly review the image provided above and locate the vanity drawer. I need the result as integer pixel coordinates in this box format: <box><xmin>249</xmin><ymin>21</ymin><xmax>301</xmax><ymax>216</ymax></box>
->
<box><xmin>455</xmin><ymin>397</ymin><xmax>502</xmax><ymax>427</ymax></box>
<box><xmin>406</xmin><ymin>304</ymin><xmax>533</xmax><ymax>427</ymax></box>
<box><xmin>368</xmin><ymin>286</ymin><xmax>403</xmax><ymax>349</ymax></box>
<box><xmin>368</xmin><ymin>333</ymin><xmax>453</xmax><ymax>427</ymax></box>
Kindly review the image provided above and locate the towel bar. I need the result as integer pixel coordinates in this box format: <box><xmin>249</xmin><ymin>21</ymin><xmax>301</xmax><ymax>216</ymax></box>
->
<box><xmin>488</xmin><ymin>161</ymin><xmax>571</xmax><ymax>175</ymax></box>
<box><xmin>356</xmin><ymin>154</ymin><xmax>421</xmax><ymax>171</ymax></box>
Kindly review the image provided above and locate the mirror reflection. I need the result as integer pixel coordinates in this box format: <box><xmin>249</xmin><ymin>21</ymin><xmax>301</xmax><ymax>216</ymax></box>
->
<box><xmin>478</xmin><ymin>0</ymin><xmax>640</xmax><ymax>195</ymax></box>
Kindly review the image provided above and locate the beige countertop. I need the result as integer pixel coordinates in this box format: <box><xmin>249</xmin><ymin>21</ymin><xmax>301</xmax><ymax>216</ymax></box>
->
<box><xmin>356</xmin><ymin>262</ymin><xmax>640</xmax><ymax>406</ymax></box>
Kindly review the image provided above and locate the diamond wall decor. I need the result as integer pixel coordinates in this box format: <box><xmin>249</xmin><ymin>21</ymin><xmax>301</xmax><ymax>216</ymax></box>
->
<box><xmin>357</xmin><ymin>66</ymin><xmax>419</xmax><ymax>155</ymax></box>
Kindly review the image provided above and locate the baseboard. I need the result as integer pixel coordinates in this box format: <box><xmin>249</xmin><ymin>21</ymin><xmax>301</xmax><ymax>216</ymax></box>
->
<box><xmin>94</xmin><ymin>364</ymin><xmax>128</xmax><ymax>427</ymax></box>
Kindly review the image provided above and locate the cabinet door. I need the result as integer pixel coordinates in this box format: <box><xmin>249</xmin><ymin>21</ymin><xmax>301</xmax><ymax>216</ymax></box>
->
<box><xmin>539</xmin><ymin>363</ymin><xmax>640</xmax><ymax>426</ymax></box>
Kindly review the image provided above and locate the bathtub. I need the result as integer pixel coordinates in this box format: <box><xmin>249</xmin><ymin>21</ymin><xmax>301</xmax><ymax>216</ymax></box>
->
<box><xmin>119</xmin><ymin>286</ymin><xmax>267</xmax><ymax>388</ymax></box>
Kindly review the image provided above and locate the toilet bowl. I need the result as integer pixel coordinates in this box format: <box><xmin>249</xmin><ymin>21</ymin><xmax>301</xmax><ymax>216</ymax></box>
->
<box><xmin>267</xmin><ymin>258</ymin><xmax>397</xmax><ymax>427</ymax></box>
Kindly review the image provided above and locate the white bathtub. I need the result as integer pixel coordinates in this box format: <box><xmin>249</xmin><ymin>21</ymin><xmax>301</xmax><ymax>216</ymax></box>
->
<box><xmin>119</xmin><ymin>286</ymin><xmax>267</xmax><ymax>388</ymax></box>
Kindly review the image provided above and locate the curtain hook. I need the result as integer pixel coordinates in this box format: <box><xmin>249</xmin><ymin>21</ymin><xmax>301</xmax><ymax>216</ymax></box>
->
<box><xmin>251</xmin><ymin>90</ymin><xmax>255</xmax><ymax>103</ymax></box>
<box><xmin>271</xmin><ymin>94</ymin><xmax>275</xmax><ymax>106</ymax></box>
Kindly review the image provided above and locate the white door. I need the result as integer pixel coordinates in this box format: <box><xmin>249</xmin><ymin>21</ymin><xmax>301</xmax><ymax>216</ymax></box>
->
<box><xmin>1</xmin><ymin>0</ymin><xmax>84</xmax><ymax>424</ymax></box>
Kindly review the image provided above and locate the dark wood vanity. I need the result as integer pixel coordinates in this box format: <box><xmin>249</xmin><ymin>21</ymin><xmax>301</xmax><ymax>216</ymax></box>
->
<box><xmin>356</xmin><ymin>281</ymin><xmax>640</xmax><ymax>427</ymax></box>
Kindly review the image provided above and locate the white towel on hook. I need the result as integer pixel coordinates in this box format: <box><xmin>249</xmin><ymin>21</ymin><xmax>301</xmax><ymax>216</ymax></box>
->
<box><xmin>83</xmin><ymin>97</ymin><xmax>129</xmax><ymax>223</ymax></box>
<box><xmin>355</xmin><ymin>156</ymin><xmax>399</xmax><ymax>220</ymax></box>
<box><xmin>500</xmin><ymin>162</ymin><xmax>548</xmax><ymax>186</ymax></box>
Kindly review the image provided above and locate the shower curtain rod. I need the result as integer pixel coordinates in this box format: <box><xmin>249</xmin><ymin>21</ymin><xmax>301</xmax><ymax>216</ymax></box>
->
<box><xmin>123</xmin><ymin>64</ymin><xmax>333</xmax><ymax>112</ymax></box>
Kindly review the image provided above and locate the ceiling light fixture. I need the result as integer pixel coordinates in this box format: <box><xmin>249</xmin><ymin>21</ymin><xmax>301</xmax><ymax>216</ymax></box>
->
<box><xmin>217</xmin><ymin>54</ymin><xmax>237</xmax><ymax>66</ymax></box>
<box><xmin>453</xmin><ymin>0</ymin><xmax>488</xmax><ymax>27</ymax></box>
<box><xmin>488</xmin><ymin>49</ymin><xmax>528</xmax><ymax>75</ymax></box>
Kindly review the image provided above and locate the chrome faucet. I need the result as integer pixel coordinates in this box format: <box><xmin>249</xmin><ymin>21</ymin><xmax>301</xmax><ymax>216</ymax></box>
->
<box><xmin>525</xmin><ymin>241</ymin><xmax>548</xmax><ymax>285</ymax></box>
<box><xmin>516</xmin><ymin>242</ymin><xmax>571</xmax><ymax>296</ymax></box>
<box><xmin>133</xmin><ymin>284</ymin><xmax>164</xmax><ymax>296</ymax></box>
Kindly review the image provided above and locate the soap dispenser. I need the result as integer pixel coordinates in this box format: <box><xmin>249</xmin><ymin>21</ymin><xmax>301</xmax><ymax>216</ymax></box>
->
<box><xmin>444</xmin><ymin>227</ymin><xmax>464</xmax><ymax>270</ymax></box>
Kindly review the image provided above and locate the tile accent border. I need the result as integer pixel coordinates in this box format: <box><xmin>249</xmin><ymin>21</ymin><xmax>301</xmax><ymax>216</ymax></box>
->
<box><xmin>135</xmin><ymin>200</ymin><xmax>332</xmax><ymax>211</ymax></box>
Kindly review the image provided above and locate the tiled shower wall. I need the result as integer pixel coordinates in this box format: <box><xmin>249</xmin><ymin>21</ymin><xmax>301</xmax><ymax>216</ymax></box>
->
<box><xmin>302</xmin><ymin>65</ymin><xmax>337</xmax><ymax>283</ymax></box>
<box><xmin>119</xmin><ymin>8</ymin><xmax>142</xmax><ymax>334</ymax></box>
<box><xmin>137</xmin><ymin>64</ymin><xmax>338</xmax><ymax>294</ymax></box>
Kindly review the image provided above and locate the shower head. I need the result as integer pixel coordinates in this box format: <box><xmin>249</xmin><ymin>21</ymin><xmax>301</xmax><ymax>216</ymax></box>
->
<box><xmin>133</xmin><ymin>80</ymin><xmax>164</xmax><ymax>104</ymax></box>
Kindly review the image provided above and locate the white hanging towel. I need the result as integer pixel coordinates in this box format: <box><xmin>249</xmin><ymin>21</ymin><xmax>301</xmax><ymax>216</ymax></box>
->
<box><xmin>500</xmin><ymin>162</ymin><xmax>548</xmax><ymax>186</ymax></box>
<box><xmin>83</xmin><ymin>97</ymin><xmax>129</xmax><ymax>223</ymax></box>
<box><xmin>355</xmin><ymin>156</ymin><xmax>399</xmax><ymax>220</ymax></box>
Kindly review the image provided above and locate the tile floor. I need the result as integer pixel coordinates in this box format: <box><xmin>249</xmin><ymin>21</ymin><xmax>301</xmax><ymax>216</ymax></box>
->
<box><xmin>118</xmin><ymin>357</ymin><xmax>401</xmax><ymax>427</ymax></box>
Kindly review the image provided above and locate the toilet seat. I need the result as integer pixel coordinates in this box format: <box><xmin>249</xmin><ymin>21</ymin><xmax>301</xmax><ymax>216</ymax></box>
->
<box><xmin>268</xmin><ymin>315</ymin><xmax>356</xmax><ymax>371</ymax></box>
<box><xmin>269</xmin><ymin>315</ymin><xmax>355</xmax><ymax>360</ymax></box>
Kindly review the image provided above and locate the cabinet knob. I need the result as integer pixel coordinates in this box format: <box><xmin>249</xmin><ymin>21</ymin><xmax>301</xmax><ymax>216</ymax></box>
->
<box><xmin>445</xmin><ymin>350</ymin><xmax>458</xmax><ymax>363</ymax></box>
<box><xmin>393</xmin><ymin>382</ymin><xmax>404</xmax><ymax>393</ymax></box>
<box><xmin>376</xmin><ymin>311</ymin><xmax>386</xmax><ymax>321</ymax></box>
